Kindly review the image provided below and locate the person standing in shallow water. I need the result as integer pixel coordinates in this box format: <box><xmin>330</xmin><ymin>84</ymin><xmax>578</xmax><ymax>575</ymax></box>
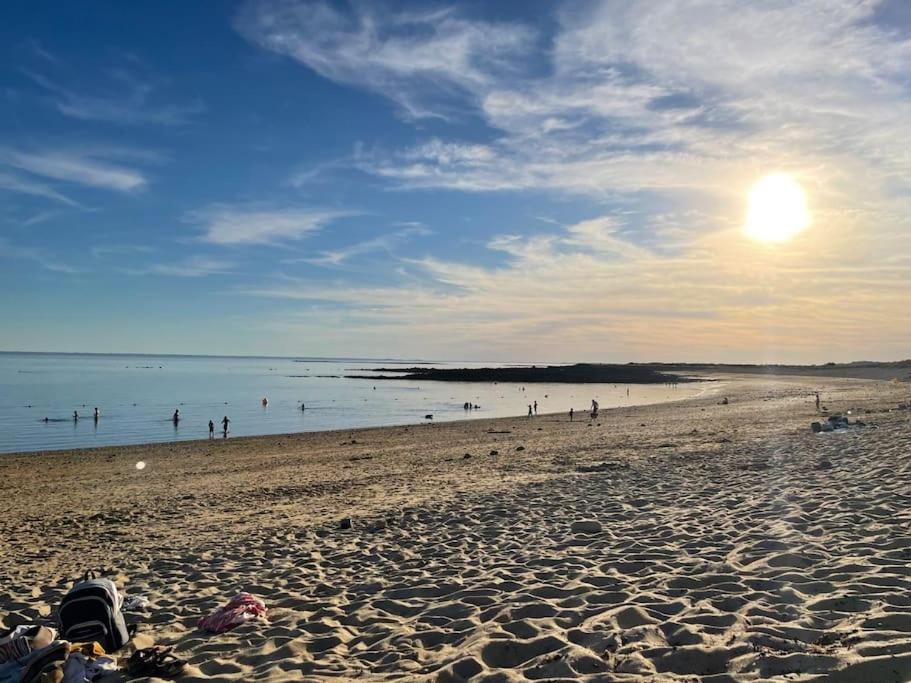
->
<box><xmin>222</xmin><ymin>415</ymin><xmax>230</xmax><ymax>437</ymax></box>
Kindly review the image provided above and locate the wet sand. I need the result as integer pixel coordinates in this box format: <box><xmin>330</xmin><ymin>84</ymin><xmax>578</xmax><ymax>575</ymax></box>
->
<box><xmin>1</xmin><ymin>374</ymin><xmax>910</xmax><ymax>681</ymax></box>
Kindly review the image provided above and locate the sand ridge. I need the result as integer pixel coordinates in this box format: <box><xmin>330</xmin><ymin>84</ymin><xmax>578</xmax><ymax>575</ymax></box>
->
<box><xmin>1</xmin><ymin>375</ymin><xmax>910</xmax><ymax>681</ymax></box>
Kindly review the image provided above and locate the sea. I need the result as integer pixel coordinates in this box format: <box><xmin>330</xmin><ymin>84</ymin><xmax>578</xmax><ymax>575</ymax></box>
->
<box><xmin>0</xmin><ymin>353</ymin><xmax>711</xmax><ymax>454</ymax></box>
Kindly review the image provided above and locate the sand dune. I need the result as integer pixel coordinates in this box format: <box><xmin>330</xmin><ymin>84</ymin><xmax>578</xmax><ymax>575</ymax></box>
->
<box><xmin>2</xmin><ymin>375</ymin><xmax>910</xmax><ymax>681</ymax></box>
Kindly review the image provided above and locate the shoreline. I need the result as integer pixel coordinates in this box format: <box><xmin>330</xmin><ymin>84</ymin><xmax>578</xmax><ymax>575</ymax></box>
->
<box><xmin>2</xmin><ymin>374</ymin><xmax>910</xmax><ymax>681</ymax></box>
<box><xmin>1</xmin><ymin>378</ymin><xmax>719</xmax><ymax>457</ymax></box>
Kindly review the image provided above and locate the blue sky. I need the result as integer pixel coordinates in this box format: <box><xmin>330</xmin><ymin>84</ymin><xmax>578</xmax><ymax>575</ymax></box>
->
<box><xmin>2</xmin><ymin>1</ymin><xmax>910</xmax><ymax>362</ymax></box>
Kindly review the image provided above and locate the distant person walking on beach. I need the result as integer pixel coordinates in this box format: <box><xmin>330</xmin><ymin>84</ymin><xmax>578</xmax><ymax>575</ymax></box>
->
<box><xmin>533</xmin><ymin>401</ymin><xmax>538</xmax><ymax>415</ymax></box>
<box><xmin>208</xmin><ymin>420</ymin><xmax>215</xmax><ymax>437</ymax></box>
<box><xmin>815</xmin><ymin>392</ymin><xmax>820</xmax><ymax>411</ymax></box>
<box><xmin>569</xmin><ymin>408</ymin><xmax>574</xmax><ymax>422</ymax></box>
<box><xmin>590</xmin><ymin>399</ymin><xmax>599</xmax><ymax>419</ymax></box>
<box><xmin>222</xmin><ymin>415</ymin><xmax>230</xmax><ymax>437</ymax></box>
<box><xmin>527</xmin><ymin>404</ymin><xmax>533</xmax><ymax>417</ymax></box>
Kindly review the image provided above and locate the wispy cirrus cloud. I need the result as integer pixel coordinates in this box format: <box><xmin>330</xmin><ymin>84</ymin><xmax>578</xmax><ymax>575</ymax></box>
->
<box><xmin>0</xmin><ymin>171</ymin><xmax>77</xmax><ymax>206</ymax></box>
<box><xmin>0</xmin><ymin>238</ymin><xmax>82</xmax><ymax>274</ymax></box>
<box><xmin>242</xmin><ymin>211</ymin><xmax>911</xmax><ymax>362</ymax></box>
<box><xmin>293</xmin><ymin>224</ymin><xmax>430</xmax><ymax>267</ymax></box>
<box><xmin>187</xmin><ymin>204</ymin><xmax>350</xmax><ymax>246</ymax></box>
<box><xmin>1</xmin><ymin>148</ymin><xmax>150</xmax><ymax>193</ymax></box>
<box><xmin>23</xmin><ymin>68</ymin><xmax>204</xmax><ymax>126</ymax></box>
<box><xmin>234</xmin><ymin>0</ymin><xmax>534</xmax><ymax>120</ymax></box>
<box><xmin>243</xmin><ymin>0</ymin><xmax>911</xmax><ymax>213</ymax></box>
<box><xmin>91</xmin><ymin>244</ymin><xmax>157</xmax><ymax>259</ymax></box>
<box><xmin>121</xmin><ymin>256</ymin><xmax>234</xmax><ymax>278</ymax></box>
<box><xmin>232</xmin><ymin>1</ymin><xmax>911</xmax><ymax>360</ymax></box>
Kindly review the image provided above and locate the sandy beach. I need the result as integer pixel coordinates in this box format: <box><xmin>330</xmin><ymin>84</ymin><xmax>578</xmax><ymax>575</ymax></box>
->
<box><xmin>2</xmin><ymin>374</ymin><xmax>910</xmax><ymax>682</ymax></box>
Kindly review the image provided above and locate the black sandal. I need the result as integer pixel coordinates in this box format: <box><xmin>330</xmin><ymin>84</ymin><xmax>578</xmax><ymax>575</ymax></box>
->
<box><xmin>126</xmin><ymin>646</ymin><xmax>186</xmax><ymax>678</ymax></box>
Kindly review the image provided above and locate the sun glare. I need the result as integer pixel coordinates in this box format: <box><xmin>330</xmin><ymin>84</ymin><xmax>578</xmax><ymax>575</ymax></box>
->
<box><xmin>744</xmin><ymin>174</ymin><xmax>810</xmax><ymax>243</ymax></box>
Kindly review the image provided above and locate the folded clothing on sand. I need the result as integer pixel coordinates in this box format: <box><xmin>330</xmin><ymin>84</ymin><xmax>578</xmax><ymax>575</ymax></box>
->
<box><xmin>0</xmin><ymin>625</ymin><xmax>56</xmax><ymax>664</ymax></box>
<box><xmin>198</xmin><ymin>593</ymin><xmax>267</xmax><ymax>633</ymax></box>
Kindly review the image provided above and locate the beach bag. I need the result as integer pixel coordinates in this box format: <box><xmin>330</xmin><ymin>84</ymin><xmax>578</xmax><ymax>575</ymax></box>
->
<box><xmin>57</xmin><ymin>571</ymin><xmax>131</xmax><ymax>652</ymax></box>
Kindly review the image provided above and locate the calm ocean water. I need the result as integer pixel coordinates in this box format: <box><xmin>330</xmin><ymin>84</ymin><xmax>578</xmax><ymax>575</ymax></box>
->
<box><xmin>0</xmin><ymin>353</ymin><xmax>710</xmax><ymax>454</ymax></box>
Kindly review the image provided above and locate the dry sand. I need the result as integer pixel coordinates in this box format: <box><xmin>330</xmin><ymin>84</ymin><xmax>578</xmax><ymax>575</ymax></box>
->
<box><xmin>1</xmin><ymin>374</ymin><xmax>910</xmax><ymax>682</ymax></box>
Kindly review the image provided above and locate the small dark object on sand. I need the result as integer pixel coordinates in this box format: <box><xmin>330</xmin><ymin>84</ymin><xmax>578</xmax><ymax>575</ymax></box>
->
<box><xmin>339</xmin><ymin>518</ymin><xmax>352</xmax><ymax>530</ymax></box>
<box><xmin>489</xmin><ymin>450</ymin><xmax>499</xmax><ymax>456</ymax></box>
<box><xmin>463</xmin><ymin>453</ymin><xmax>472</xmax><ymax>459</ymax></box>
<box><xmin>516</xmin><ymin>445</ymin><xmax>525</xmax><ymax>451</ymax></box>
<box><xmin>811</xmin><ymin>421</ymin><xmax>823</xmax><ymax>433</ymax></box>
<box><xmin>576</xmin><ymin>461</ymin><xmax>629</xmax><ymax>473</ymax></box>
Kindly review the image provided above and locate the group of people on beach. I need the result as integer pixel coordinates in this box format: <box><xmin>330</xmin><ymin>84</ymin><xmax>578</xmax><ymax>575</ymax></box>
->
<box><xmin>525</xmin><ymin>399</ymin><xmax>600</xmax><ymax>421</ymax></box>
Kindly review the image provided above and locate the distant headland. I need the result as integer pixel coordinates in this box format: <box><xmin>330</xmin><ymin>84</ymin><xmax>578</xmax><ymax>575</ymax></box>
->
<box><xmin>345</xmin><ymin>363</ymin><xmax>692</xmax><ymax>384</ymax></box>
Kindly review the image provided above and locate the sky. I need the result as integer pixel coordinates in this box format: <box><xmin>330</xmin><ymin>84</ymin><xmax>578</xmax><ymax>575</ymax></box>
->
<box><xmin>1</xmin><ymin>0</ymin><xmax>910</xmax><ymax>363</ymax></box>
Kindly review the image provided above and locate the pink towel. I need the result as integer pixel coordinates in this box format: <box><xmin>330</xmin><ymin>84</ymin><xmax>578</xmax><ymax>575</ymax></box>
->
<box><xmin>198</xmin><ymin>593</ymin><xmax>267</xmax><ymax>633</ymax></box>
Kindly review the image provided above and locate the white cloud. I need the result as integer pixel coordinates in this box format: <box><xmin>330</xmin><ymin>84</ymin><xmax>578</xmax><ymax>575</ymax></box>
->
<box><xmin>121</xmin><ymin>256</ymin><xmax>233</xmax><ymax>278</ymax></box>
<box><xmin>242</xmin><ymin>210</ymin><xmax>911</xmax><ymax>362</ymax></box>
<box><xmin>91</xmin><ymin>244</ymin><xmax>157</xmax><ymax>259</ymax></box>
<box><xmin>295</xmin><ymin>225</ymin><xmax>431</xmax><ymax>267</ymax></box>
<box><xmin>254</xmin><ymin>0</ymin><xmax>911</xmax><ymax>218</ymax></box>
<box><xmin>0</xmin><ymin>171</ymin><xmax>77</xmax><ymax>205</ymax></box>
<box><xmin>235</xmin><ymin>1</ymin><xmax>911</xmax><ymax>361</ymax></box>
<box><xmin>2</xmin><ymin>149</ymin><xmax>148</xmax><ymax>192</ymax></box>
<box><xmin>234</xmin><ymin>0</ymin><xmax>533</xmax><ymax>119</ymax></box>
<box><xmin>187</xmin><ymin>204</ymin><xmax>347</xmax><ymax>246</ymax></box>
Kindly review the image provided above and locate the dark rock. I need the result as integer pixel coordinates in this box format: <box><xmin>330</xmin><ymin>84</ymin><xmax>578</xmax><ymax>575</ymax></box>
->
<box><xmin>818</xmin><ymin>459</ymin><xmax>834</xmax><ymax>470</ymax></box>
<box><xmin>463</xmin><ymin>453</ymin><xmax>472</xmax><ymax>459</ymax></box>
<box><xmin>516</xmin><ymin>446</ymin><xmax>525</xmax><ymax>451</ymax></box>
<box><xmin>489</xmin><ymin>450</ymin><xmax>499</xmax><ymax>456</ymax></box>
<box><xmin>811</xmin><ymin>422</ymin><xmax>823</xmax><ymax>433</ymax></box>
<box><xmin>571</xmin><ymin>520</ymin><xmax>602</xmax><ymax>534</ymax></box>
<box><xmin>339</xmin><ymin>518</ymin><xmax>352</xmax><ymax>530</ymax></box>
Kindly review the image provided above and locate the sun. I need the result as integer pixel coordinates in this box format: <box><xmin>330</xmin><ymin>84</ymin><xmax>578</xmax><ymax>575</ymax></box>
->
<box><xmin>744</xmin><ymin>174</ymin><xmax>810</xmax><ymax>243</ymax></box>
